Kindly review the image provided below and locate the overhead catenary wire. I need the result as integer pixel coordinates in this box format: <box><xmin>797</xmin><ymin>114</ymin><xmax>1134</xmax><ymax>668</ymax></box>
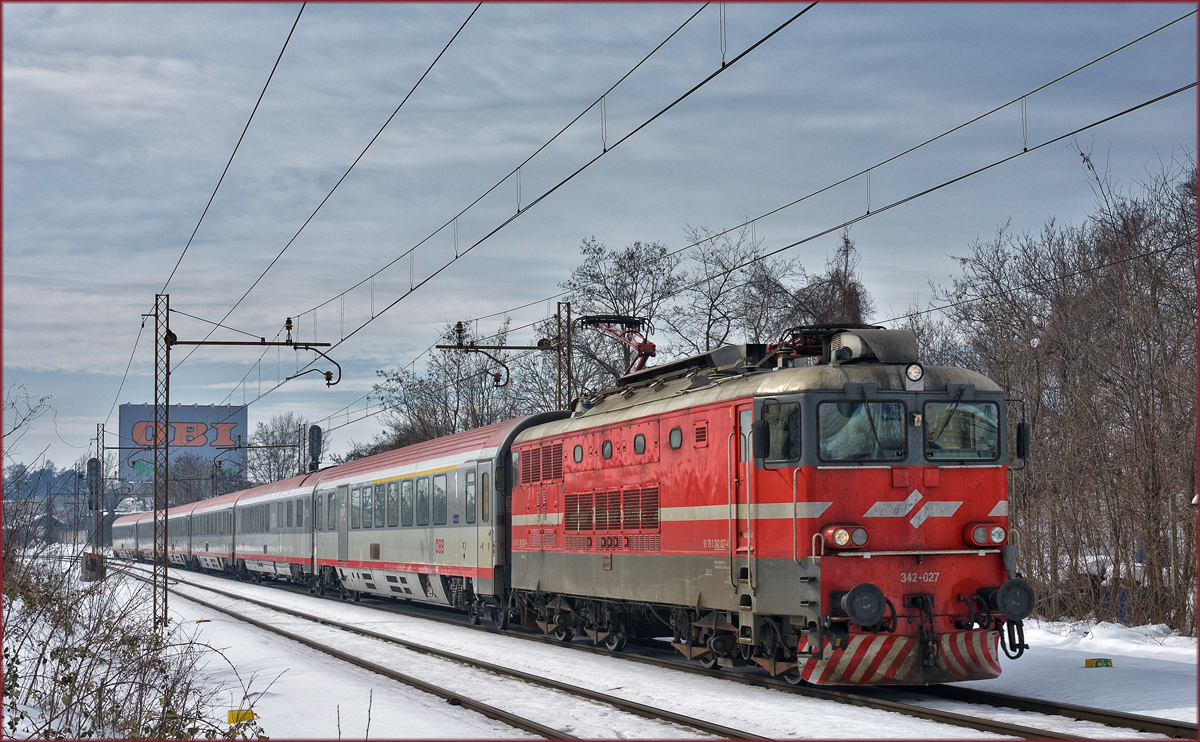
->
<box><xmin>183</xmin><ymin>9</ymin><xmax>1193</xmax><ymax>439</ymax></box>
<box><xmin>171</xmin><ymin>2</ymin><xmax>483</xmax><ymax>373</ymax></box>
<box><xmin>102</xmin><ymin>4</ymin><xmax>306</xmax><ymax>429</ymax></box>
<box><xmin>309</xmin><ymin>81</ymin><xmax>1196</xmax><ymax>435</ymax></box>
<box><xmin>194</xmin><ymin>3</ymin><xmax>811</xmax><ymax>427</ymax></box>
<box><xmin>290</xmin><ymin>3</ymin><xmax>712</xmax><ymax>322</ymax></box>
<box><xmin>161</xmin><ymin>3</ymin><xmax>307</xmax><ymax>295</ymax></box>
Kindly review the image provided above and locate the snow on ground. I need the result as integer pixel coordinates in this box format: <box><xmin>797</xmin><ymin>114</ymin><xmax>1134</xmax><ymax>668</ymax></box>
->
<box><xmin>161</xmin><ymin>570</ymin><xmax>1195</xmax><ymax>739</ymax></box>
<box><xmin>960</xmin><ymin>619</ymin><xmax>1197</xmax><ymax>723</ymax></box>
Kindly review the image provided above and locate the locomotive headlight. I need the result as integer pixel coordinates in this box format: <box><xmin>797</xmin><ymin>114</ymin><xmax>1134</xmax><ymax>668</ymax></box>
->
<box><xmin>989</xmin><ymin>526</ymin><xmax>1006</xmax><ymax>544</ymax></box>
<box><xmin>905</xmin><ymin>363</ymin><xmax>924</xmax><ymax>382</ymax></box>
<box><xmin>972</xmin><ymin>526</ymin><xmax>988</xmax><ymax>545</ymax></box>
<box><xmin>823</xmin><ymin>524</ymin><xmax>868</xmax><ymax>550</ymax></box>
<box><xmin>965</xmin><ymin>522</ymin><xmax>1005</xmax><ymax>548</ymax></box>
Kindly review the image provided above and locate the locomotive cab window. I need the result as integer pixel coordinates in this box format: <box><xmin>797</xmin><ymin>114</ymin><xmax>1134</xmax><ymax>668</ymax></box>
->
<box><xmin>761</xmin><ymin>401</ymin><xmax>801</xmax><ymax>462</ymax></box>
<box><xmin>924</xmin><ymin>401</ymin><xmax>1000</xmax><ymax>460</ymax></box>
<box><xmin>818</xmin><ymin>401</ymin><xmax>906</xmax><ymax>461</ymax></box>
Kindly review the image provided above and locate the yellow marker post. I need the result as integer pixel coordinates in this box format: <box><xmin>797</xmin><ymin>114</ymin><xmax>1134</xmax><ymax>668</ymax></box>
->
<box><xmin>228</xmin><ymin>709</ymin><xmax>256</xmax><ymax>723</ymax></box>
<box><xmin>1084</xmin><ymin>658</ymin><xmax>1114</xmax><ymax>668</ymax></box>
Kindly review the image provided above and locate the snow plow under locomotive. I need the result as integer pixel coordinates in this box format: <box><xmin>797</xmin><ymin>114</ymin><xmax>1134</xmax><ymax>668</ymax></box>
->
<box><xmin>113</xmin><ymin>324</ymin><xmax>1034</xmax><ymax>685</ymax></box>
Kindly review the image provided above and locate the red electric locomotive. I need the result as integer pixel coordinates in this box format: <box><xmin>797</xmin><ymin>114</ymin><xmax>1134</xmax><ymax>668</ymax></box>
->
<box><xmin>506</xmin><ymin>324</ymin><xmax>1033</xmax><ymax>684</ymax></box>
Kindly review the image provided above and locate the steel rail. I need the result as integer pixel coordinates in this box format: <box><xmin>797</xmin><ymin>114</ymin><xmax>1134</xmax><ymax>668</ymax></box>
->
<box><xmin>117</xmin><ymin>560</ymin><xmax>1182</xmax><ymax>740</ymax></box>
<box><xmin>919</xmin><ymin>685</ymin><xmax>1197</xmax><ymax>739</ymax></box>
<box><xmin>139</xmin><ymin>566</ymin><xmax>765</xmax><ymax>740</ymax></box>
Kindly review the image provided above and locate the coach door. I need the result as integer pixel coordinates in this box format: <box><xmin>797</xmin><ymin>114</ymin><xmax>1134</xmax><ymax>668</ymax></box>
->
<box><xmin>475</xmin><ymin>462</ymin><xmax>496</xmax><ymax>595</ymax></box>
<box><xmin>337</xmin><ymin>485</ymin><xmax>349</xmax><ymax>562</ymax></box>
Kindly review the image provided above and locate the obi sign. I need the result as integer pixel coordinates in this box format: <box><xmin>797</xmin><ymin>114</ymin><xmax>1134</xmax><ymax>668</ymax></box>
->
<box><xmin>119</xmin><ymin>404</ymin><xmax>248</xmax><ymax>481</ymax></box>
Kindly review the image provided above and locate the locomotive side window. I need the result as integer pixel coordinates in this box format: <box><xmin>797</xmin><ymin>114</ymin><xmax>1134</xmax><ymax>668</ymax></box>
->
<box><xmin>763</xmin><ymin>401</ymin><xmax>802</xmax><ymax>462</ymax></box>
<box><xmin>433</xmin><ymin>474</ymin><xmax>448</xmax><ymax>525</ymax></box>
<box><xmin>465</xmin><ymin>470</ymin><xmax>477</xmax><ymax>524</ymax></box>
<box><xmin>387</xmin><ymin>482</ymin><xmax>399</xmax><ymax>527</ymax></box>
<box><xmin>416</xmin><ymin>477</ymin><xmax>430</xmax><ymax>526</ymax></box>
<box><xmin>818</xmin><ymin>401</ymin><xmax>906</xmax><ymax>461</ymax></box>
<box><xmin>351</xmin><ymin>488</ymin><xmax>361</xmax><ymax>529</ymax></box>
<box><xmin>374</xmin><ymin>484</ymin><xmax>386</xmax><ymax>528</ymax></box>
<box><xmin>634</xmin><ymin>434</ymin><xmax>645</xmax><ymax>455</ymax></box>
<box><xmin>669</xmin><ymin>427</ymin><xmax>682</xmax><ymax>449</ymax></box>
<box><xmin>362</xmin><ymin>486</ymin><xmax>373</xmax><ymax>529</ymax></box>
<box><xmin>401</xmin><ymin>480</ymin><xmax>414</xmax><ymax>526</ymax></box>
<box><xmin>573</xmin><ymin>445</ymin><xmax>583</xmax><ymax>463</ymax></box>
<box><xmin>481</xmin><ymin>471</ymin><xmax>490</xmax><ymax>523</ymax></box>
<box><xmin>602</xmin><ymin>440</ymin><xmax>613</xmax><ymax>459</ymax></box>
<box><xmin>924</xmin><ymin>401</ymin><xmax>1000</xmax><ymax>460</ymax></box>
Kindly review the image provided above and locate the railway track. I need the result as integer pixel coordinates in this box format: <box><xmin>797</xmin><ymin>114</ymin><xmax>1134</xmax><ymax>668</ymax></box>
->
<box><xmin>119</xmin><ymin>562</ymin><xmax>1191</xmax><ymax>739</ymax></box>
<box><xmin>123</xmin><ymin>563</ymin><xmax>764</xmax><ymax>739</ymax></box>
<box><xmin>210</xmin><ymin>570</ymin><xmax>1192</xmax><ymax>739</ymax></box>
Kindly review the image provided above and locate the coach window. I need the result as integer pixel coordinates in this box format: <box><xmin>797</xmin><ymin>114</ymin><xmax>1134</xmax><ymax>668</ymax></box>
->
<box><xmin>573</xmin><ymin>445</ymin><xmax>583</xmax><ymax>463</ymax></box>
<box><xmin>416</xmin><ymin>478</ymin><xmax>430</xmax><ymax>526</ymax></box>
<box><xmin>351</xmin><ymin>488</ymin><xmax>362</xmax><ymax>529</ymax></box>
<box><xmin>326</xmin><ymin>495</ymin><xmax>336</xmax><ymax>531</ymax></box>
<box><xmin>401</xmin><ymin>480</ymin><xmax>414</xmax><ymax>526</ymax></box>
<box><xmin>634</xmin><ymin>434</ymin><xmax>645</xmax><ymax>455</ymax></box>
<box><xmin>362</xmin><ymin>485</ymin><xmax>374</xmax><ymax>529</ymax></box>
<box><xmin>762</xmin><ymin>401</ymin><xmax>802</xmax><ymax>463</ymax></box>
<box><xmin>386</xmin><ymin>482</ymin><xmax>399</xmax><ymax>528</ymax></box>
<box><xmin>374</xmin><ymin>484</ymin><xmax>386</xmax><ymax>528</ymax></box>
<box><xmin>481</xmin><ymin>472</ymin><xmax>490</xmax><ymax>523</ymax></box>
<box><xmin>287</xmin><ymin>500</ymin><xmax>294</xmax><ymax>528</ymax></box>
<box><xmin>433</xmin><ymin>474</ymin><xmax>448</xmax><ymax>525</ymax></box>
<box><xmin>602</xmin><ymin>440</ymin><xmax>612</xmax><ymax>460</ymax></box>
<box><xmin>465</xmin><ymin>471</ymin><xmax>477</xmax><ymax>524</ymax></box>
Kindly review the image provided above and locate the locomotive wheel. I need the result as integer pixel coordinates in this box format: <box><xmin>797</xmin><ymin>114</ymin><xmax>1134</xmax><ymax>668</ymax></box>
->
<box><xmin>552</xmin><ymin>626</ymin><xmax>573</xmax><ymax>643</ymax></box>
<box><xmin>602</xmin><ymin>629</ymin><xmax>628</xmax><ymax>652</ymax></box>
<box><xmin>492</xmin><ymin>597</ymin><xmax>512</xmax><ymax>630</ymax></box>
<box><xmin>697</xmin><ymin>653</ymin><xmax>721</xmax><ymax>670</ymax></box>
<box><xmin>783</xmin><ymin>668</ymin><xmax>805</xmax><ymax>685</ymax></box>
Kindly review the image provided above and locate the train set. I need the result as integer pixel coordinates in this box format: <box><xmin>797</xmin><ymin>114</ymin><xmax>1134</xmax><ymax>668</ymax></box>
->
<box><xmin>113</xmin><ymin>324</ymin><xmax>1035</xmax><ymax>685</ymax></box>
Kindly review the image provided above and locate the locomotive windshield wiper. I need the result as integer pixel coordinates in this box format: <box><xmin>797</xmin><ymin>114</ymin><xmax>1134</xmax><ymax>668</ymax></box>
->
<box><xmin>933</xmin><ymin>385</ymin><xmax>967</xmax><ymax>444</ymax></box>
<box><xmin>859</xmin><ymin>386</ymin><xmax>887</xmax><ymax>457</ymax></box>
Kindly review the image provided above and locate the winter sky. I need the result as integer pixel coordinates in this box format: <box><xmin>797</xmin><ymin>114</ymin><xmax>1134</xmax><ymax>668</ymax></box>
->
<box><xmin>3</xmin><ymin>3</ymin><xmax>1195</xmax><ymax>469</ymax></box>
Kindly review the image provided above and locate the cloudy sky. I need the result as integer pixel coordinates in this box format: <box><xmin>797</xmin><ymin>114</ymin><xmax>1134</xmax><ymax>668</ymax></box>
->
<box><xmin>3</xmin><ymin>2</ymin><xmax>1195</xmax><ymax>470</ymax></box>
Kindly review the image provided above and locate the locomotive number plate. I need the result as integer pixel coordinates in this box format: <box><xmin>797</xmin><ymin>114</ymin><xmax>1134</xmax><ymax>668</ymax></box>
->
<box><xmin>702</xmin><ymin>538</ymin><xmax>729</xmax><ymax>551</ymax></box>
<box><xmin>900</xmin><ymin>572</ymin><xmax>940</xmax><ymax>583</ymax></box>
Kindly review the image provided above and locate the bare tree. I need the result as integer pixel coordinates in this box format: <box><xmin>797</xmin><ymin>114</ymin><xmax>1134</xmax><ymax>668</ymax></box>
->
<box><xmin>561</xmin><ymin>237</ymin><xmax>685</xmax><ymax>389</ymax></box>
<box><xmin>923</xmin><ymin>151</ymin><xmax>1197</xmax><ymax>632</ymax></box>
<box><xmin>247</xmin><ymin>411</ymin><xmax>309</xmax><ymax>484</ymax></box>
